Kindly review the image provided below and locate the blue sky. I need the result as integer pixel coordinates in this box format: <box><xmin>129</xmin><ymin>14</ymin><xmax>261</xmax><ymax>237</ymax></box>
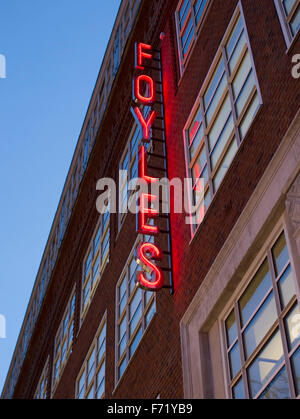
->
<box><xmin>0</xmin><ymin>0</ymin><xmax>121</xmax><ymax>394</ymax></box>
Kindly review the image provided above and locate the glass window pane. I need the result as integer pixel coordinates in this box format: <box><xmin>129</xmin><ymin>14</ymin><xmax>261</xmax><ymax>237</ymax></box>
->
<box><xmin>192</xmin><ymin>146</ymin><xmax>207</xmax><ymax>184</ymax></box>
<box><xmin>119</xmin><ymin>276</ymin><xmax>127</xmax><ymax>299</ymax></box>
<box><xmin>146</xmin><ymin>300</ymin><xmax>156</xmax><ymax>327</ymax></box>
<box><xmin>122</xmin><ymin>153</ymin><xmax>129</xmax><ymax>171</ymax></box>
<box><xmin>130</xmin><ymin>289</ymin><xmax>142</xmax><ymax>318</ymax></box>
<box><xmin>189</xmin><ymin>123</ymin><xmax>204</xmax><ymax>161</ymax></box>
<box><xmin>258</xmin><ymin>367</ymin><xmax>290</xmax><ymax>399</ymax></box>
<box><xmin>272</xmin><ymin>232</ymin><xmax>289</xmax><ymax>277</ymax></box>
<box><xmin>87</xmin><ymin>350</ymin><xmax>95</xmax><ymax>385</ymax></box>
<box><xmin>183</xmin><ymin>28</ymin><xmax>194</xmax><ymax>57</ymax></box>
<box><xmin>98</xmin><ymin>340</ymin><xmax>106</xmax><ymax>363</ymax></box>
<box><xmin>92</xmin><ymin>258</ymin><xmax>100</xmax><ymax>283</ymax></box>
<box><xmin>179</xmin><ymin>0</ymin><xmax>191</xmax><ymax>24</ymax></box>
<box><xmin>290</xmin><ymin>5</ymin><xmax>300</xmax><ymax>36</ymax></box>
<box><xmin>119</xmin><ymin>357</ymin><xmax>127</xmax><ymax>379</ymax></box>
<box><xmin>210</xmin><ymin>114</ymin><xmax>234</xmax><ymax>170</ymax></box>
<box><xmin>182</xmin><ymin>15</ymin><xmax>194</xmax><ymax>48</ymax></box>
<box><xmin>243</xmin><ymin>292</ymin><xmax>277</xmax><ymax>359</ymax></box>
<box><xmin>235</xmin><ymin>70</ymin><xmax>255</xmax><ymax>117</ymax></box>
<box><xmin>195</xmin><ymin>0</ymin><xmax>208</xmax><ymax>25</ymax></box>
<box><xmin>130</xmin><ymin>302</ymin><xmax>142</xmax><ymax>336</ymax></box>
<box><xmin>208</xmin><ymin>94</ymin><xmax>231</xmax><ymax>151</ymax></box>
<box><xmin>145</xmin><ymin>289</ymin><xmax>153</xmax><ymax>306</ymax></box>
<box><xmin>119</xmin><ymin>316</ymin><xmax>127</xmax><ymax>339</ymax></box>
<box><xmin>206</xmin><ymin>73</ymin><xmax>227</xmax><ymax>125</ymax></box>
<box><xmin>97</xmin><ymin>362</ymin><xmax>105</xmax><ymax>384</ymax></box>
<box><xmin>291</xmin><ymin>346</ymin><xmax>300</xmax><ymax>396</ymax></box>
<box><xmin>213</xmin><ymin>137</ymin><xmax>237</xmax><ymax>192</ymax></box>
<box><xmin>119</xmin><ymin>294</ymin><xmax>127</xmax><ymax>317</ymax></box>
<box><xmin>232</xmin><ymin>52</ymin><xmax>251</xmax><ymax>100</ymax></box>
<box><xmin>283</xmin><ymin>0</ymin><xmax>297</xmax><ymax>15</ymax></box>
<box><xmin>285</xmin><ymin>303</ymin><xmax>300</xmax><ymax>351</ymax></box>
<box><xmin>232</xmin><ymin>378</ymin><xmax>245</xmax><ymax>399</ymax></box>
<box><xmin>226</xmin><ymin>16</ymin><xmax>243</xmax><ymax>59</ymax></box>
<box><xmin>278</xmin><ymin>265</ymin><xmax>295</xmax><ymax>309</ymax></box>
<box><xmin>129</xmin><ymin>327</ymin><xmax>143</xmax><ymax>358</ymax></box>
<box><xmin>195</xmin><ymin>189</ymin><xmax>211</xmax><ymax>224</ymax></box>
<box><xmin>229</xmin><ymin>31</ymin><xmax>247</xmax><ymax>75</ymax></box>
<box><xmin>225</xmin><ymin>310</ymin><xmax>238</xmax><ymax>348</ymax></box>
<box><xmin>248</xmin><ymin>330</ymin><xmax>284</xmax><ymax>398</ymax></box>
<box><xmin>130</xmin><ymin>258</ymin><xmax>138</xmax><ymax>283</ymax></box>
<box><xmin>86</xmin><ymin>387</ymin><xmax>94</xmax><ymax>399</ymax></box>
<box><xmin>94</xmin><ymin>226</ymin><xmax>101</xmax><ymax>251</ymax></box>
<box><xmin>239</xmin><ymin>260</ymin><xmax>272</xmax><ymax>327</ymax></box>
<box><xmin>78</xmin><ymin>373</ymin><xmax>85</xmax><ymax>399</ymax></box>
<box><xmin>96</xmin><ymin>377</ymin><xmax>105</xmax><ymax>399</ymax></box>
<box><xmin>98</xmin><ymin>324</ymin><xmax>106</xmax><ymax>345</ymax></box>
<box><xmin>204</xmin><ymin>58</ymin><xmax>225</xmax><ymax>110</ymax></box>
<box><xmin>85</xmin><ymin>250</ymin><xmax>92</xmax><ymax>275</ymax></box>
<box><xmin>119</xmin><ymin>334</ymin><xmax>127</xmax><ymax>358</ymax></box>
<box><xmin>240</xmin><ymin>93</ymin><xmax>259</xmax><ymax>139</ymax></box>
<box><xmin>189</xmin><ymin>106</ymin><xmax>202</xmax><ymax>140</ymax></box>
<box><xmin>229</xmin><ymin>342</ymin><xmax>241</xmax><ymax>379</ymax></box>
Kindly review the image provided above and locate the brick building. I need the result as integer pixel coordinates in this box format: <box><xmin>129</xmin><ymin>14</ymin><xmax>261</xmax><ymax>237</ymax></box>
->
<box><xmin>2</xmin><ymin>0</ymin><xmax>300</xmax><ymax>399</ymax></box>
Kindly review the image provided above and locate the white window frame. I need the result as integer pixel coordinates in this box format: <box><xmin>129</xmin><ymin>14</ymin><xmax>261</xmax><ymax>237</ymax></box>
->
<box><xmin>75</xmin><ymin>314</ymin><xmax>107</xmax><ymax>399</ymax></box>
<box><xmin>183</xmin><ymin>2</ymin><xmax>263</xmax><ymax>238</ymax></box>
<box><xmin>274</xmin><ymin>0</ymin><xmax>300</xmax><ymax>48</ymax></box>
<box><xmin>219</xmin><ymin>218</ymin><xmax>300</xmax><ymax>399</ymax></box>
<box><xmin>118</xmin><ymin>123</ymin><xmax>141</xmax><ymax>231</ymax></box>
<box><xmin>81</xmin><ymin>210</ymin><xmax>110</xmax><ymax>323</ymax></box>
<box><xmin>115</xmin><ymin>235</ymin><xmax>156</xmax><ymax>387</ymax></box>
<box><xmin>34</xmin><ymin>357</ymin><xmax>49</xmax><ymax>399</ymax></box>
<box><xmin>175</xmin><ymin>0</ymin><xmax>212</xmax><ymax>75</ymax></box>
<box><xmin>52</xmin><ymin>288</ymin><xmax>76</xmax><ymax>395</ymax></box>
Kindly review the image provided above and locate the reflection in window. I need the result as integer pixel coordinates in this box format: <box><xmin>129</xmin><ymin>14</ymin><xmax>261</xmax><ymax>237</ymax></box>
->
<box><xmin>274</xmin><ymin>0</ymin><xmax>300</xmax><ymax>47</ymax></box>
<box><xmin>175</xmin><ymin>0</ymin><xmax>210</xmax><ymax>73</ymax></box>
<box><xmin>184</xmin><ymin>8</ymin><xmax>262</xmax><ymax>234</ymax></box>
<box><xmin>52</xmin><ymin>290</ymin><xmax>75</xmax><ymax>392</ymax></box>
<box><xmin>76</xmin><ymin>318</ymin><xmax>106</xmax><ymax>399</ymax></box>
<box><xmin>224</xmin><ymin>230</ymin><xmax>300</xmax><ymax>398</ymax></box>
<box><xmin>34</xmin><ymin>358</ymin><xmax>49</xmax><ymax>399</ymax></box>
<box><xmin>259</xmin><ymin>367</ymin><xmax>290</xmax><ymax>399</ymax></box>
<box><xmin>81</xmin><ymin>208</ymin><xmax>110</xmax><ymax>320</ymax></box>
<box><xmin>248</xmin><ymin>331</ymin><xmax>285</xmax><ymax>398</ymax></box>
<box><xmin>116</xmin><ymin>237</ymin><xmax>156</xmax><ymax>382</ymax></box>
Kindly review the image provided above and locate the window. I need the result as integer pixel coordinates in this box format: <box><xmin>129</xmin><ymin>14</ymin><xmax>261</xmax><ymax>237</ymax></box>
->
<box><xmin>119</xmin><ymin>124</ymin><xmax>140</xmax><ymax>227</ymax></box>
<box><xmin>175</xmin><ymin>0</ymin><xmax>210</xmax><ymax>74</ymax></box>
<box><xmin>34</xmin><ymin>358</ymin><xmax>49</xmax><ymax>399</ymax></box>
<box><xmin>52</xmin><ymin>290</ymin><xmax>75</xmax><ymax>392</ymax></box>
<box><xmin>274</xmin><ymin>0</ymin><xmax>300</xmax><ymax>47</ymax></box>
<box><xmin>184</xmin><ymin>6</ymin><xmax>262</xmax><ymax>235</ymax></box>
<box><xmin>223</xmin><ymin>230</ymin><xmax>300</xmax><ymax>399</ymax></box>
<box><xmin>116</xmin><ymin>236</ymin><xmax>156</xmax><ymax>382</ymax></box>
<box><xmin>76</xmin><ymin>317</ymin><xmax>106</xmax><ymax>399</ymax></box>
<box><xmin>81</xmin><ymin>208</ymin><xmax>110</xmax><ymax>320</ymax></box>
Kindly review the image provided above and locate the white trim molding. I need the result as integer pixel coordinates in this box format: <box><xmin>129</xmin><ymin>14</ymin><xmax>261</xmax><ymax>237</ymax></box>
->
<box><xmin>180</xmin><ymin>108</ymin><xmax>300</xmax><ymax>398</ymax></box>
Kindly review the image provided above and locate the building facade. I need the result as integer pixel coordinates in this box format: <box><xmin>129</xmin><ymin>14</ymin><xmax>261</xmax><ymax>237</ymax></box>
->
<box><xmin>2</xmin><ymin>0</ymin><xmax>300</xmax><ymax>399</ymax></box>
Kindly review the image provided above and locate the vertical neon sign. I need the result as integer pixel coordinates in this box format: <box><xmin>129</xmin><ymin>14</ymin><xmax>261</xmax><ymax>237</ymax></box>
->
<box><xmin>131</xmin><ymin>42</ymin><xmax>164</xmax><ymax>292</ymax></box>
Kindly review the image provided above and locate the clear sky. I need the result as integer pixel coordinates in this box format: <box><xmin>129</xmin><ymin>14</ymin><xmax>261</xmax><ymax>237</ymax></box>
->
<box><xmin>0</xmin><ymin>0</ymin><xmax>121</xmax><ymax>394</ymax></box>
